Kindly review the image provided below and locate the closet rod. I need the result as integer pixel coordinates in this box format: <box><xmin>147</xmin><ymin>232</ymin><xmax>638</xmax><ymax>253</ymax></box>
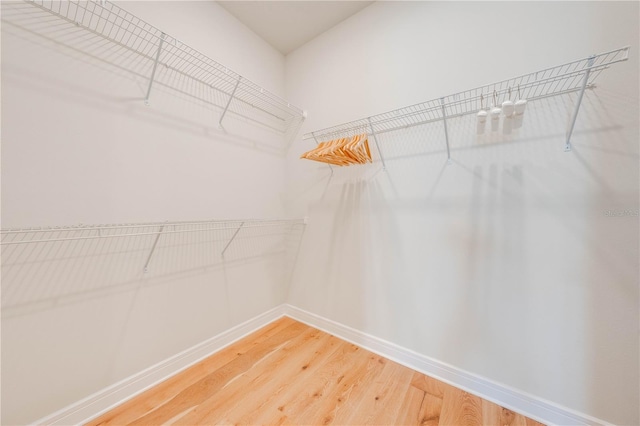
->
<box><xmin>304</xmin><ymin>47</ymin><xmax>629</xmax><ymax>149</ymax></box>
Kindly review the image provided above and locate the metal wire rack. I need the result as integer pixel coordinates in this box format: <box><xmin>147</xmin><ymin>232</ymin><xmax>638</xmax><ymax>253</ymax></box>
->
<box><xmin>4</xmin><ymin>0</ymin><xmax>305</xmax><ymax>139</ymax></box>
<box><xmin>304</xmin><ymin>47</ymin><xmax>630</xmax><ymax>163</ymax></box>
<box><xmin>1</xmin><ymin>218</ymin><xmax>306</xmax><ymax>311</ymax></box>
<box><xmin>1</xmin><ymin>218</ymin><xmax>305</xmax><ymax>247</ymax></box>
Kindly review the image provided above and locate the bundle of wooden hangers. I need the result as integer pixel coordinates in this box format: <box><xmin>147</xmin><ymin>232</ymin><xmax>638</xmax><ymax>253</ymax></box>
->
<box><xmin>300</xmin><ymin>133</ymin><xmax>372</xmax><ymax>166</ymax></box>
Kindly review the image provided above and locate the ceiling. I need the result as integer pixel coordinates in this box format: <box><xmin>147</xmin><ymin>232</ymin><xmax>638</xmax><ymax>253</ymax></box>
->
<box><xmin>218</xmin><ymin>1</ymin><xmax>374</xmax><ymax>55</ymax></box>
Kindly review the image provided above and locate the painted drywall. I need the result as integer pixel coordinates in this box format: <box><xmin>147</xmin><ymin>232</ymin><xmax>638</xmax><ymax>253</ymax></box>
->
<box><xmin>120</xmin><ymin>1</ymin><xmax>286</xmax><ymax>96</ymax></box>
<box><xmin>1</xmin><ymin>1</ymin><xmax>295</xmax><ymax>424</ymax></box>
<box><xmin>285</xmin><ymin>2</ymin><xmax>639</xmax><ymax>424</ymax></box>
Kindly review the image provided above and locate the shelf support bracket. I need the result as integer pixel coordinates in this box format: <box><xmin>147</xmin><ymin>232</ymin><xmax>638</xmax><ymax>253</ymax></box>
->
<box><xmin>440</xmin><ymin>98</ymin><xmax>452</xmax><ymax>164</ymax></box>
<box><xmin>219</xmin><ymin>76</ymin><xmax>241</xmax><ymax>127</ymax></box>
<box><xmin>312</xmin><ymin>132</ymin><xmax>333</xmax><ymax>175</ymax></box>
<box><xmin>144</xmin><ymin>33</ymin><xmax>166</xmax><ymax>106</ymax></box>
<box><xmin>221</xmin><ymin>222</ymin><xmax>244</xmax><ymax>259</ymax></box>
<box><xmin>367</xmin><ymin>117</ymin><xmax>386</xmax><ymax>170</ymax></box>
<box><xmin>143</xmin><ymin>223</ymin><xmax>166</xmax><ymax>273</ymax></box>
<box><xmin>565</xmin><ymin>55</ymin><xmax>595</xmax><ymax>152</ymax></box>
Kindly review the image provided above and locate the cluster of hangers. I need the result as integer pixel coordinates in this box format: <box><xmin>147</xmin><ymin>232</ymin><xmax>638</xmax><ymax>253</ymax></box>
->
<box><xmin>301</xmin><ymin>133</ymin><xmax>372</xmax><ymax>166</ymax></box>
<box><xmin>477</xmin><ymin>85</ymin><xmax>528</xmax><ymax>135</ymax></box>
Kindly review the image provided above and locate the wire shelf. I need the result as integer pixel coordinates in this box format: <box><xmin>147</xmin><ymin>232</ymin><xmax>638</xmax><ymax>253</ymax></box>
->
<box><xmin>0</xmin><ymin>218</ymin><xmax>305</xmax><ymax>245</ymax></box>
<box><xmin>304</xmin><ymin>47</ymin><xmax>629</xmax><ymax>142</ymax></box>
<box><xmin>1</xmin><ymin>218</ymin><xmax>306</xmax><ymax>311</ymax></box>
<box><xmin>4</xmin><ymin>0</ymin><xmax>305</xmax><ymax>139</ymax></box>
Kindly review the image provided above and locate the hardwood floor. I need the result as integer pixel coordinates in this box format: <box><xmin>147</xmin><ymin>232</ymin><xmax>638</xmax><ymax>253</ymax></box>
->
<box><xmin>89</xmin><ymin>317</ymin><xmax>544</xmax><ymax>425</ymax></box>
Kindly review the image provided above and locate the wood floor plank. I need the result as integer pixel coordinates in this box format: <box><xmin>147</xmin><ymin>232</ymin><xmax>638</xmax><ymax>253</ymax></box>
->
<box><xmin>263</xmin><ymin>339</ymin><xmax>376</xmax><ymax>425</ymax></box>
<box><xmin>438</xmin><ymin>384</ymin><xmax>484</xmax><ymax>425</ymax></box>
<box><xmin>482</xmin><ymin>399</ymin><xmax>526</xmax><ymax>426</ymax></box>
<box><xmin>526</xmin><ymin>417</ymin><xmax>547</xmax><ymax>426</ymax></box>
<box><xmin>232</xmin><ymin>334</ymin><xmax>346</xmax><ymax>425</ymax></box>
<box><xmin>175</xmin><ymin>326</ymin><xmax>332</xmax><ymax>425</ymax></box>
<box><xmin>396</xmin><ymin>384</ymin><xmax>442</xmax><ymax>426</ymax></box>
<box><xmin>295</xmin><ymin>345</ymin><xmax>388</xmax><ymax>425</ymax></box>
<box><xmin>89</xmin><ymin>319</ymin><xmax>545</xmax><ymax>426</ymax></box>
<box><xmin>126</xmin><ymin>320</ymin><xmax>308</xmax><ymax>425</ymax></box>
<box><xmin>88</xmin><ymin>316</ymin><xmax>297</xmax><ymax>426</ymax></box>
<box><xmin>410</xmin><ymin>371</ymin><xmax>449</xmax><ymax>399</ymax></box>
<box><xmin>341</xmin><ymin>359</ymin><xmax>415</xmax><ymax>425</ymax></box>
<box><xmin>171</xmin><ymin>325</ymin><xmax>322</xmax><ymax>425</ymax></box>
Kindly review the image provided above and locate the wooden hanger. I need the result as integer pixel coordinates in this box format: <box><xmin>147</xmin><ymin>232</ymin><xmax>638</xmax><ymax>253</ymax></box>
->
<box><xmin>300</xmin><ymin>133</ymin><xmax>372</xmax><ymax>166</ymax></box>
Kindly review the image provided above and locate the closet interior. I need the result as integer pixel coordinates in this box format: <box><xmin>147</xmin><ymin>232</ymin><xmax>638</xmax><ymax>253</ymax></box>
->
<box><xmin>2</xmin><ymin>1</ymin><xmax>638</xmax><ymax>425</ymax></box>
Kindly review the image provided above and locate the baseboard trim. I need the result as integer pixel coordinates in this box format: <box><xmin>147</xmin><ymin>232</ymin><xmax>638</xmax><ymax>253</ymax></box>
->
<box><xmin>34</xmin><ymin>303</ymin><xmax>611</xmax><ymax>426</ymax></box>
<box><xmin>33</xmin><ymin>305</ymin><xmax>287</xmax><ymax>426</ymax></box>
<box><xmin>283</xmin><ymin>304</ymin><xmax>611</xmax><ymax>426</ymax></box>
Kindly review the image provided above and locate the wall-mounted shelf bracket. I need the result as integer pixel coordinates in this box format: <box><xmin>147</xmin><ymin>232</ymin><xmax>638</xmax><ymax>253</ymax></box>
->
<box><xmin>564</xmin><ymin>55</ymin><xmax>595</xmax><ymax>152</ymax></box>
<box><xmin>143</xmin><ymin>223</ymin><xmax>166</xmax><ymax>273</ymax></box>
<box><xmin>221</xmin><ymin>221</ymin><xmax>244</xmax><ymax>259</ymax></box>
<box><xmin>219</xmin><ymin>76</ymin><xmax>242</xmax><ymax>128</ymax></box>
<box><xmin>440</xmin><ymin>97</ymin><xmax>452</xmax><ymax>164</ymax></box>
<box><xmin>367</xmin><ymin>117</ymin><xmax>386</xmax><ymax>170</ymax></box>
<box><xmin>144</xmin><ymin>33</ymin><xmax>166</xmax><ymax>106</ymax></box>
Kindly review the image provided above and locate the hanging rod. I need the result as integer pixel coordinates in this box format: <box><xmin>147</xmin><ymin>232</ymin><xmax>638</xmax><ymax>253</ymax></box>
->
<box><xmin>10</xmin><ymin>0</ymin><xmax>305</xmax><ymax>132</ymax></box>
<box><xmin>0</xmin><ymin>219</ymin><xmax>305</xmax><ymax>245</ymax></box>
<box><xmin>304</xmin><ymin>47</ymin><xmax>629</xmax><ymax>144</ymax></box>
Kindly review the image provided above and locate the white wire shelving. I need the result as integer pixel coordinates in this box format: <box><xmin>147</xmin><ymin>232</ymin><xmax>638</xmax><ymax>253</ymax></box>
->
<box><xmin>304</xmin><ymin>47</ymin><xmax>630</xmax><ymax>166</ymax></box>
<box><xmin>1</xmin><ymin>218</ymin><xmax>306</xmax><ymax>311</ymax></box>
<box><xmin>3</xmin><ymin>0</ymin><xmax>305</xmax><ymax>141</ymax></box>
<box><xmin>1</xmin><ymin>218</ymin><xmax>305</xmax><ymax>247</ymax></box>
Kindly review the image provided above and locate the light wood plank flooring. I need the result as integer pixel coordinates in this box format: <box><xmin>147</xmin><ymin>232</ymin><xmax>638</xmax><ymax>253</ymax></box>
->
<box><xmin>89</xmin><ymin>317</ymin><xmax>544</xmax><ymax>425</ymax></box>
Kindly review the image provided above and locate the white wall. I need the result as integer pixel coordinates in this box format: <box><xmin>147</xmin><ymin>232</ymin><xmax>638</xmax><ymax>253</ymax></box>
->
<box><xmin>1</xmin><ymin>1</ymin><xmax>293</xmax><ymax>424</ymax></box>
<box><xmin>285</xmin><ymin>2</ymin><xmax>639</xmax><ymax>424</ymax></box>
<box><xmin>3</xmin><ymin>1</ymin><xmax>638</xmax><ymax>424</ymax></box>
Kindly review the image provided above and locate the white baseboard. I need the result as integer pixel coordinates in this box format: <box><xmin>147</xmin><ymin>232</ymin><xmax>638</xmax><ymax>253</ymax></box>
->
<box><xmin>34</xmin><ymin>303</ymin><xmax>610</xmax><ymax>426</ymax></box>
<box><xmin>33</xmin><ymin>305</ymin><xmax>287</xmax><ymax>426</ymax></box>
<box><xmin>283</xmin><ymin>304</ymin><xmax>610</xmax><ymax>426</ymax></box>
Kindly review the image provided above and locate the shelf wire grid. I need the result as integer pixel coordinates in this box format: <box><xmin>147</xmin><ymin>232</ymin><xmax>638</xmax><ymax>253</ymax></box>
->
<box><xmin>304</xmin><ymin>47</ymin><xmax>629</xmax><ymax>142</ymax></box>
<box><xmin>4</xmin><ymin>0</ymin><xmax>305</xmax><ymax>139</ymax></box>
<box><xmin>1</xmin><ymin>219</ymin><xmax>306</xmax><ymax>311</ymax></box>
<box><xmin>0</xmin><ymin>218</ymin><xmax>305</xmax><ymax>245</ymax></box>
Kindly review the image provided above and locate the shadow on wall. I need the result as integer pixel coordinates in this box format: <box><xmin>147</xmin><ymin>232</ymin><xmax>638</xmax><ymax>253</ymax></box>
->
<box><xmin>572</xmin><ymin>87</ymin><xmax>639</xmax><ymax>421</ymax></box>
<box><xmin>372</xmin><ymin>90</ymin><xmax>633</xmax><ymax>168</ymax></box>
<box><xmin>291</xmin><ymin>80</ymin><xmax>638</xmax><ymax>422</ymax></box>
<box><xmin>1</xmin><ymin>221</ymin><xmax>305</xmax><ymax>319</ymax></box>
<box><xmin>0</xmin><ymin>1</ymin><xmax>304</xmax><ymax>157</ymax></box>
<box><xmin>433</xmin><ymin>162</ymin><xmax>529</xmax><ymax>375</ymax></box>
<box><xmin>289</xmin><ymin>166</ymin><xmax>411</xmax><ymax>336</ymax></box>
